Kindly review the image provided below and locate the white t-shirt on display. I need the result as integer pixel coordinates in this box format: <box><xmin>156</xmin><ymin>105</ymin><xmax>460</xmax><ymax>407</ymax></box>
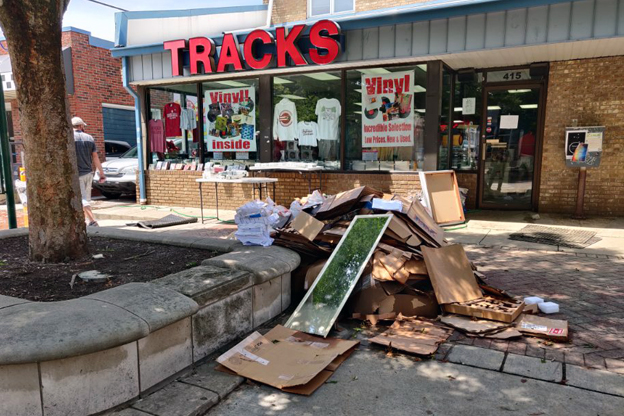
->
<box><xmin>297</xmin><ymin>121</ymin><xmax>319</xmax><ymax>147</ymax></box>
<box><xmin>315</xmin><ymin>98</ymin><xmax>341</xmax><ymax>141</ymax></box>
<box><xmin>273</xmin><ymin>98</ymin><xmax>298</xmax><ymax>141</ymax></box>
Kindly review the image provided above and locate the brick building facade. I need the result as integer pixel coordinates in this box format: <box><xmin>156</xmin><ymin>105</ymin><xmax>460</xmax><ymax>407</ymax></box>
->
<box><xmin>114</xmin><ymin>0</ymin><xmax>624</xmax><ymax>217</ymax></box>
<box><xmin>3</xmin><ymin>28</ymin><xmax>134</xmax><ymax>165</ymax></box>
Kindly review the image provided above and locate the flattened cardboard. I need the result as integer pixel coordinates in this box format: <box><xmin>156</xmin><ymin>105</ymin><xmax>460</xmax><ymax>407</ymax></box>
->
<box><xmin>378</xmin><ymin>293</ymin><xmax>439</xmax><ymax>318</ymax></box>
<box><xmin>516</xmin><ymin>315</ymin><xmax>569</xmax><ymax>342</ymax></box>
<box><xmin>387</xmin><ymin>215</ymin><xmax>414</xmax><ymax>241</ymax></box>
<box><xmin>380</xmin><ymin>252</ymin><xmax>406</xmax><ymax>275</ymax></box>
<box><xmin>304</xmin><ymin>259</ymin><xmax>327</xmax><ymax>290</ymax></box>
<box><xmin>404</xmin><ymin>259</ymin><xmax>427</xmax><ymax>275</ymax></box>
<box><xmin>443</xmin><ymin>297</ymin><xmax>525</xmax><ymax>323</ymax></box>
<box><xmin>419</xmin><ymin>170</ymin><xmax>465</xmax><ymax>226</ymax></box>
<box><xmin>393</xmin><ymin>267</ymin><xmax>410</xmax><ymax>284</ymax></box>
<box><xmin>315</xmin><ymin>186</ymin><xmax>382</xmax><ymax>220</ymax></box>
<box><xmin>421</xmin><ymin>245</ymin><xmax>483</xmax><ymax>305</ymax></box>
<box><xmin>483</xmin><ymin>328</ymin><xmax>523</xmax><ymax>339</ymax></box>
<box><xmin>440</xmin><ymin>315</ymin><xmax>511</xmax><ymax>334</ymax></box>
<box><xmin>350</xmin><ymin>284</ymin><xmax>389</xmax><ymax>314</ymax></box>
<box><xmin>372</xmin><ymin>251</ymin><xmax>394</xmax><ymax>281</ymax></box>
<box><xmin>352</xmin><ymin>312</ymin><xmax>396</xmax><ymax>325</ymax></box>
<box><xmin>292</xmin><ymin>212</ymin><xmax>325</xmax><ymax>241</ymax></box>
<box><xmin>369</xmin><ymin>316</ymin><xmax>453</xmax><ymax>356</ymax></box>
<box><xmin>217</xmin><ymin>325</ymin><xmax>359</xmax><ymax>395</ymax></box>
<box><xmin>522</xmin><ymin>303</ymin><xmax>539</xmax><ymax>314</ymax></box>
<box><xmin>401</xmin><ymin>199</ymin><xmax>446</xmax><ymax>247</ymax></box>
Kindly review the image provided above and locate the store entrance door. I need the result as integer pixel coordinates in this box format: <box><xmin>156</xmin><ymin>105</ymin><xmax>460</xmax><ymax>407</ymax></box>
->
<box><xmin>479</xmin><ymin>85</ymin><xmax>543</xmax><ymax>209</ymax></box>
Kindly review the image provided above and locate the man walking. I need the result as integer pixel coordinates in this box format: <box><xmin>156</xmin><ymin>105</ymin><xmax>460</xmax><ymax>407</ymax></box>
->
<box><xmin>72</xmin><ymin>117</ymin><xmax>105</xmax><ymax>226</ymax></box>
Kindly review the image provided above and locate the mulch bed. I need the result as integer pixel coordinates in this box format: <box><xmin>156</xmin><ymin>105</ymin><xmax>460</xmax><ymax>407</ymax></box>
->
<box><xmin>0</xmin><ymin>236</ymin><xmax>217</xmax><ymax>302</ymax></box>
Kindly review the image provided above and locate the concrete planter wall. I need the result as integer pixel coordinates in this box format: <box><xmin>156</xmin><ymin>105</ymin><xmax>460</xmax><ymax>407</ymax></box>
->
<box><xmin>0</xmin><ymin>228</ymin><xmax>300</xmax><ymax>416</ymax></box>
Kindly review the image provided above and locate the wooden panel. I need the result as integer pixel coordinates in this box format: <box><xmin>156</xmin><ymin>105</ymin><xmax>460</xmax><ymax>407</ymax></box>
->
<box><xmin>526</xmin><ymin>5</ymin><xmax>549</xmax><ymax>44</ymax></box>
<box><xmin>378</xmin><ymin>26</ymin><xmax>395</xmax><ymax>59</ymax></box>
<box><xmin>570</xmin><ymin>0</ymin><xmax>595</xmax><ymax>39</ymax></box>
<box><xmin>141</xmin><ymin>55</ymin><xmax>153</xmax><ymax>81</ymax></box>
<box><xmin>412</xmin><ymin>21</ymin><xmax>430</xmax><ymax>56</ymax></box>
<box><xmin>429</xmin><ymin>19</ymin><xmax>448</xmax><ymax>54</ymax></box>
<box><xmin>548</xmin><ymin>2</ymin><xmax>572</xmax><ymax>42</ymax></box>
<box><xmin>395</xmin><ymin>23</ymin><xmax>412</xmax><ymax>57</ymax></box>
<box><xmin>447</xmin><ymin>16</ymin><xmax>466</xmax><ymax>52</ymax></box>
<box><xmin>362</xmin><ymin>27</ymin><xmax>379</xmax><ymax>60</ymax></box>
<box><xmin>346</xmin><ymin>29</ymin><xmax>363</xmax><ymax>62</ymax></box>
<box><xmin>505</xmin><ymin>8</ymin><xmax>528</xmax><ymax>46</ymax></box>
<box><xmin>485</xmin><ymin>11</ymin><xmax>505</xmax><ymax>48</ymax></box>
<box><xmin>594</xmin><ymin>0</ymin><xmax>618</xmax><ymax>37</ymax></box>
<box><xmin>466</xmin><ymin>14</ymin><xmax>486</xmax><ymax>50</ymax></box>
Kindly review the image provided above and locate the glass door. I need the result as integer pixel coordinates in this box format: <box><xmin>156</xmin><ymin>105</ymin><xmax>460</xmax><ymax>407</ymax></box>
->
<box><xmin>479</xmin><ymin>86</ymin><xmax>542</xmax><ymax>209</ymax></box>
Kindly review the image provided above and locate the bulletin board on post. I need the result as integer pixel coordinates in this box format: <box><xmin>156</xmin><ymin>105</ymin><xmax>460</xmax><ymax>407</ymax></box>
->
<box><xmin>565</xmin><ymin>126</ymin><xmax>604</xmax><ymax>168</ymax></box>
<box><xmin>418</xmin><ymin>170</ymin><xmax>465</xmax><ymax>226</ymax></box>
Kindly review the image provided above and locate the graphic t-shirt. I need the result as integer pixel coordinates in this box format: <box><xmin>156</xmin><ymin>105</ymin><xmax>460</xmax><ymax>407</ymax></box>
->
<box><xmin>164</xmin><ymin>103</ymin><xmax>182</xmax><ymax>137</ymax></box>
<box><xmin>148</xmin><ymin>119</ymin><xmax>166</xmax><ymax>153</ymax></box>
<box><xmin>297</xmin><ymin>121</ymin><xmax>319</xmax><ymax>147</ymax></box>
<box><xmin>315</xmin><ymin>98</ymin><xmax>341</xmax><ymax>141</ymax></box>
<box><xmin>273</xmin><ymin>98</ymin><xmax>298</xmax><ymax>141</ymax></box>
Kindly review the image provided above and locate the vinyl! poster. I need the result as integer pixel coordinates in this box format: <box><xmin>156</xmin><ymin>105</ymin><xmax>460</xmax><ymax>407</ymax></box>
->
<box><xmin>361</xmin><ymin>71</ymin><xmax>414</xmax><ymax>148</ymax></box>
<box><xmin>204</xmin><ymin>86</ymin><xmax>256</xmax><ymax>152</ymax></box>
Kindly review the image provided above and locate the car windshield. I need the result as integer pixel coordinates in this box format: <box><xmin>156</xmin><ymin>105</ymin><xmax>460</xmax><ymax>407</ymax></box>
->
<box><xmin>121</xmin><ymin>147</ymin><xmax>138</xmax><ymax>158</ymax></box>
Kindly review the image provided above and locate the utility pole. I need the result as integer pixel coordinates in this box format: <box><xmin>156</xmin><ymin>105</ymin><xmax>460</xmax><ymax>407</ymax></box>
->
<box><xmin>0</xmin><ymin>83</ymin><xmax>17</xmax><ymax>229</ymax></box>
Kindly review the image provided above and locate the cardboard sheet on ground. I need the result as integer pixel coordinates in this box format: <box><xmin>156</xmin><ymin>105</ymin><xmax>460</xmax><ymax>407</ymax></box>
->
<box><xmin>369</xmin><ymin>315</ymin><xmax>453</xmax><ymax>355</ymax></box>
<box><xmin>440</xmin><ymin>315</ymin><xmax>511</xmax><ymax>334</ymax></box>
<box><xmin>421</xmin><ymin>245</ymin><xmax>482</xmax><ymax>305</ymax></box>
<box><xmin>286</xmin><ymin>215</ymin><xmax>392</xmax><ymax>337</ymax></box>
<box><xmin>516</xmin><ymin>314</ymin><xmax>569</xmax><ymax>342</ymax></box>
<box><xmin>217</xmin><ymin>325</ymin><xmax>358</xmax><ymax>395</ymax></box>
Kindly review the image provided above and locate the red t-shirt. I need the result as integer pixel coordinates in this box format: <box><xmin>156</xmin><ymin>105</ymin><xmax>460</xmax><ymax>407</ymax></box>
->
<box><xmin>164</xmin><ymin>103</ymin><xmax>182</xmax><ymax>137</ymax></box>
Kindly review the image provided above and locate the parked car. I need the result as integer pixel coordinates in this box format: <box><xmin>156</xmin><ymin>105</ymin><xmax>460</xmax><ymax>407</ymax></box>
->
<box><xmin>105</xmin><ymin>140</ymin><xmax>132</xmax><ymax>159</ymax></box>
<box><xmin>93</xmin><ymin>146</ymin><xmax>138</xmax><ymax>199</ymax></box>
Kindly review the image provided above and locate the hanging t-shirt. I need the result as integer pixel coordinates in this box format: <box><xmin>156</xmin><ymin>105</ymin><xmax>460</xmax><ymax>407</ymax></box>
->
<box><xmin>148</xmin><ymin>119</ymin><xmax>166</xmax><ymax>153</ymax></box>
<box><xmin>297</xmin><ymin>121</ymin><xmax>319</xmax><ymax>147</ymax></box>
<box><xmin>164</xmin><ymin>102</ymin><xmax>182</xmax><ymax>137</ymax></box>
<box><xmin>273</xmin><ymin>98</ymin><xmax>298</xmax><ymax>141</ymax></box>
<box><xmin>180</xmin><ymin>108</ymin><xmax>197</xmax><ymax>131</ymax></box>
<box><xmin>315</xmin><ymin>98</ymin><xmax>341</xmax><ymax>141</ymax></box>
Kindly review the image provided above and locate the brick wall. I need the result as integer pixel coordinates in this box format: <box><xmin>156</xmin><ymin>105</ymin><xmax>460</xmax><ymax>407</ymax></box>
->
<box><xmin>266</xmin><ymin>0</ymin><xmax>432</xmax><ymax>25</ymax></box>
<box><xmin>539</xmin><ymin>57</ymin><xmax>624</xmax><ymax>215</ymax></box>
<box><xmin>143</xmin><ymin>170</ymin><xmax>423</xmax><ymax>210</ymax></box>
<box><xmin>8</xmin><ymin>30</ymin><xmax>133</xmax><ymax>163</ymax></box>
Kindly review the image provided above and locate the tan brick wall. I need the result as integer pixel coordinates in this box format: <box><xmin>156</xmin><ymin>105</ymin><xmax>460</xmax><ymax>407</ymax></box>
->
<box><xmin>143</xmin><ymin>170</ymin><xmax>423</xmax><ymax>210</ymax></box>
<box><xmin>539</xmin><ymin>57</ymin><xmax>624</xmax><ymax>215</ymax></box>
<box><xmin>266</xmin><ymin>0</ymin><xmax>433</xmax><ymax>25</ymax></box>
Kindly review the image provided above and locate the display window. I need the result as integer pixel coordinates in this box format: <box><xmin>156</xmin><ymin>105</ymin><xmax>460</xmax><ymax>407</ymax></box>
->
<box><xmin>147</xmin><ymin>84</ymin><xmax>199</xmax><ymax>167</ymax></box>
<box><xmin>272</xmin><ymin>72</ymin><xmax>342</xmax><ymax>170</ymax></box>
<box><xmin>202</xmin><ymin>78</ymin><xmax>260</xmax><ymax>167</ymax></box>
<box><xmin>345</xmin><ymin>65</ymin><xmax>427</xmax><ymax>171</ymax></box>
<box><xmin>450</xmin><ymin>73</ymin><xmax>483</xmax><ymax>171</ymax></box>
<box><xmin>438</xmin><ymin>67</ymin><xmax>452</xmax><ymax>170</ymax></box>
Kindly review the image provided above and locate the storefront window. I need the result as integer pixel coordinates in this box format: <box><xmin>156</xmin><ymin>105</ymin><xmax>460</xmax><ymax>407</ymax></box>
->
<box><xmin>345</xmin><ymin>65</ymin><xmax>427</xmax><ymax>171</ymax></box>
<box><xmin>202</xmin><ymin>78</ymin><xmax>259</xmax><ymax>167</ymax></box>
<box><xmin>272</xmin><ymin>72</ymin><xmax>342</xmax><ymax>170</ymax></box>
<box><xmin>147</xmin><ymin>84</ymin><xmax>199</xmax><ymax>167</ymax></box>
<box><xmin>438</xmin><ymin>67</ymin><xmax>452</xmax><ymax>169</ymax></box>
<box><xmin>451</xmin><ymin>73</ymin><xmax>483</xmax><ymax>170</ymax></box>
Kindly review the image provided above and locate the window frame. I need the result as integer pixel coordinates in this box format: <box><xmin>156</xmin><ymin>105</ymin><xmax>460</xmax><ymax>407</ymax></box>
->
<box><xmin>308</xmin><ymin>0</ymin><xmax>355</xmax><ymax>18</ymax></box>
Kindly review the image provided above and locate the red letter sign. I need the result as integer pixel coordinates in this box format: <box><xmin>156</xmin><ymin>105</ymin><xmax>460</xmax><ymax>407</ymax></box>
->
<box><xmin>243</xmin><ymin>29</ymin><xmax>274</xmax><ymax>70</ymax></box>
<box><xmin>309</xmin><ymin>20</ymin><xmax>341</xmax><ymax>65</ymax></box>
<box><xmin>189</xmin><ymin>37</ymin><xmax>216</xmax><ymax>74</ymax></box>
<box><xmin>164</xmin><ymin>39</ymin><xmax>186</xmax><ymax>76</ymax></box>
<box><xmin>217</xmin><ymin>33</ymin><xmax>244</xmax><ymax>72</ymax></box>
<box><xmin>275</xmin><ymin>24</ymin><xmax>307</xmax><ymax>67</ymax></box>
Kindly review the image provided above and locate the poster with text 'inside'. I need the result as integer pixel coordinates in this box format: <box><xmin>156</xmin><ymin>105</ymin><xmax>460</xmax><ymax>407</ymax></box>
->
<box><xmin>361</xmin><ymin>71</ymin><xmax>414</xmax><ymax>148</ymax></box>
<box><xmin>205</xmin><ymin>86</ymin><xmax>256</xmax><ymax>152</ymax></box>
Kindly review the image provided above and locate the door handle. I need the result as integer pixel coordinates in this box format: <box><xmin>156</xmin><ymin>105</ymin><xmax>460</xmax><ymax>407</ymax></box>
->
<box><xmin>482</xmin><ymin>144</ymin><xmax>486</xmax><ymax>161</ymax></box>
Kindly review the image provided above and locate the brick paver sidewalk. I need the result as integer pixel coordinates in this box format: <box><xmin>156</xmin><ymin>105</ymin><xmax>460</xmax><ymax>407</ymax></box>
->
<box><xmin>444</xmin><ymin>246</ymin><xmax>624</xmax><ymax>374</ymax></box>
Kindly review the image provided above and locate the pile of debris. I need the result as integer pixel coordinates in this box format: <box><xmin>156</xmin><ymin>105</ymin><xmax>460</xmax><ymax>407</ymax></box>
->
<box><xmin>222</xmin><ymin>186</ymin><xmax>568</xmax><ymax>395</ymax></box>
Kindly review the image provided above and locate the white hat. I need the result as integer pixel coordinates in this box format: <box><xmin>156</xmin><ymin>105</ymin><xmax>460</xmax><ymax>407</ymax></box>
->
<box><xmin>71</xmin><ymin>116</ymin><xmax>87</xmax><ymax>126</ymax></box>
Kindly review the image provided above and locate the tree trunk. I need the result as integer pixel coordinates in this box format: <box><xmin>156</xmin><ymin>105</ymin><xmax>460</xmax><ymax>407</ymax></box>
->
<box><xmin>0</xmin><ymin>0</ymin><xmax>89</xmax><ymax>262</ymax></box>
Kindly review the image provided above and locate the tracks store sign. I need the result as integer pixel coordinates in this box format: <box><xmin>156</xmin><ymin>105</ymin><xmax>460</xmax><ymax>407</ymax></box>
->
<box><xmin>164</xmin><ymin>20</ymin><xmax>343</xmax><ymax>76</ymax></box>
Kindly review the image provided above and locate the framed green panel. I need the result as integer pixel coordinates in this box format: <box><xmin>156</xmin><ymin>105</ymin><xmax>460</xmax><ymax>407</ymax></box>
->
<box><xmin>286</xmin><ymin>214</ymin><xmax>392</xmax><ymax>337</ymax></box>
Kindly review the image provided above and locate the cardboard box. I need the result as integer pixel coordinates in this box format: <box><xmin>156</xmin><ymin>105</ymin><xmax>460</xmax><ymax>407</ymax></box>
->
<box><xmin>418</xmin><ymin>170</ymin><xmax>465</xmax><ymax>226</ymax></box>
<box><xmin>443</xmin><ymin>297</ymin><xmax>525</xmax><ymax>323</ymax></box>
<box><xmin>516</xmin><ymin>315</ymin><xmax>569</xmax><ymax>342</ymax></box>
<box><xmin>378</xmin><ymin>293</ymin><xmax>439</xmax><ymax>318</ymax></box>
<box><xmin>292</xmin><ymin>212</ymin><xmax>325</xmax><ymax>241</ymax></box>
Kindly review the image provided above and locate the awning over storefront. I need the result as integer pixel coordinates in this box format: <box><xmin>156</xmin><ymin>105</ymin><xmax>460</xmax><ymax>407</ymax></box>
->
<box><xmin>112</xmin><ymin>0</ymin><xmax>624</xmax><ymax>85</ymax></box>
